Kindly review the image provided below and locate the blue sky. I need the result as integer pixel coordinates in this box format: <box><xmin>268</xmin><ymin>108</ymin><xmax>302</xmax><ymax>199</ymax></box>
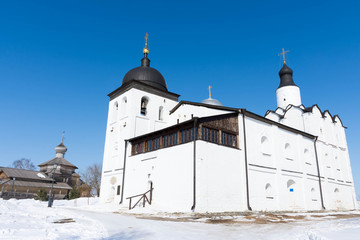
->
<box><xmin>0</xmin><ymin>1</ymin><xmax>359</xmax><ymax>196</ymax></box>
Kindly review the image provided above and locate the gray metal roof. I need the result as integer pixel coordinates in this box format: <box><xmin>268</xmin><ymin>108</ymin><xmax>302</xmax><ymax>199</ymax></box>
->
<box><xmin>0</xmin><ymin>167</ymin><xmax>53</xmax><ymax>181</ymax></box>
<box><xmin>1</xmin><ymin>179</ymin><xmax>72</xmax><ymax>190</ymax></box>
<box><xmin>38</xmin><ymin>157</ymin><xmax>78</xmax><ymax>169</ymax></box>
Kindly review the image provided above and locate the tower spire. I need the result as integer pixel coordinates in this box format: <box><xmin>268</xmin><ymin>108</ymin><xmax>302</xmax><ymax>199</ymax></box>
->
<box><xmin>278</xmin><ymin>48</ymin><xmax>289</xmax><ymax>64</ymax></box>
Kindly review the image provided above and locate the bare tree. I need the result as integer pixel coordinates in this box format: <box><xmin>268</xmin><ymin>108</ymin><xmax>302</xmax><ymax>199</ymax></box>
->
<box><xmin>82</xmin><ymin>163</ymin><xmax>102</xmax><ymax>197</ymax></box>
<box><xmin>12</xmin><ymin>158</ymin><xmax>36</xmax><ymax>170</ymax></box>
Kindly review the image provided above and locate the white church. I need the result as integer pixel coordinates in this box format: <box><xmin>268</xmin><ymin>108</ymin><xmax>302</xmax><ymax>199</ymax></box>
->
<box><xmin>99</xmin><ymin>39</ymin><xmax>357</xmax><ymax>213</ymax></box>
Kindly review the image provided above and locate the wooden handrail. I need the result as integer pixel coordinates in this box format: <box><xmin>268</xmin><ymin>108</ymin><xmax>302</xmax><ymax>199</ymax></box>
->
<box><xmin>126</xmin><ymin>188</ymin><xmax>153</xmax><ymax>210</ymax></box>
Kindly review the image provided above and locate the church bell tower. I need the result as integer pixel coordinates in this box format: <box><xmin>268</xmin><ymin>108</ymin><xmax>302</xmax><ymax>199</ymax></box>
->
<box><xmin>276</xmin><ymin>49</ymin><xmax>302</xmax><ymax>109</ymax></box>
<box><xmin>100</xmin><ymin>34</ymin><xmax>179</xmax><ymax>203</ymax></box>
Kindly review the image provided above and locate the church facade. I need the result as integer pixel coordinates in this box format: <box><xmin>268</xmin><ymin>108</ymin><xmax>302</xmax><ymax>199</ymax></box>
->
<box><xmin>99</xmin><ymin>42</ymin><xmax>356</xmax><ymax>212</ymax></box>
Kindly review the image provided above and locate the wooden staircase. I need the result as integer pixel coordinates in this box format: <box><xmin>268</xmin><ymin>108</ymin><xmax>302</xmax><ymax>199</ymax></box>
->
<box><xmin>126</xmin><ymin>187</ymin><xmax>153</xmax><ymax>210</ymax></box>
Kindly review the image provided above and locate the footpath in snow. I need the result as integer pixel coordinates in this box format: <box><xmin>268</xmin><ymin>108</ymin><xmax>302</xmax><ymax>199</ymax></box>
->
<box><xmin>1</xmin><ymin>198</ymin><xmax>360</xmax><ymax>240</ymax></box>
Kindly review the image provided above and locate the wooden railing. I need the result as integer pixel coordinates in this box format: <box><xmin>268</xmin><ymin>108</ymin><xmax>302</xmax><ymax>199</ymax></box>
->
<box><xmin>126</xmin><ymin>188</ymin><xmax>153</xmax><ymax>210</ymax></box>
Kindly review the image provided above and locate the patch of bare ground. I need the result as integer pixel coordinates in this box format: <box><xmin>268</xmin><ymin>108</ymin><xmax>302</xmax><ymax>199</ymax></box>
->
<box><xmin>113</xmin><ymin>211</ymin><xmax>360</xmax><ymax>225</ymax></box>
<box><xmin>53</xmin><ymin>218</ymin><xmax>75</xmax><ymax>224</ymax></box>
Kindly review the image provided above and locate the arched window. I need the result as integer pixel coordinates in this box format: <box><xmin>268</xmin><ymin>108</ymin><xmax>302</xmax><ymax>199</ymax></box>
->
<box><xmin>311</xmin><ymin>188</ymin><xmax>317</xmax><ymax>201</ymax></box>
<box><xmin>287</xmin><ymin>179</ymin><xmax>295</xmax><ymax>192</ymax></box>
<box><xmin>304</xmin><ymin>149</ymin><xmax>311</xmax><ymax>165</ymax></box>
<box><xmin>285</xmin><ymin>143</ymin><xmax>293</xmax><ymax>160</ymax></box>
<box><xmin>140</xmin><ymin>97</ymin><xmax>149</xmax><ymax>116</ymax></box>
<box><xmin>265</xmin><ymin>183</ymin><xmax>274</xmax><ymax>199</ymax></box>
<box><xmin>158</xmin><ymin>106</ymin><xmax>164</xmax><ymax>121</ymax></box>
<box><xmin>113</xmin><ymin>102</ymin><xmax>118</xmax><ymax>122</ymax></box>
<box><xmin>120</xmin><ymin>97</ymin><xmax>127</xmax><ymax>117</ymax></box>
<box><xmin>261</xmin><ymin>136</ymin><xmax>271</xmax><ymax>155</ymax></box>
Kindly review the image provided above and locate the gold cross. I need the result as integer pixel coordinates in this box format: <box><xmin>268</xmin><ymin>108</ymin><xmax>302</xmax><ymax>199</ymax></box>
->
<box><xmin>208</xmin><ymin>85</ymin><xmax>212</xmax><ymax>98</ymax></box>
<box><xmin>144</xmin><ymin>32</ymin><xmax>149</xmax><ymax>46</ymax></box>
<box><xmin>278</xmin><ymin>48</ymin><xmax>289</xmax><ymax>64</ymax></box>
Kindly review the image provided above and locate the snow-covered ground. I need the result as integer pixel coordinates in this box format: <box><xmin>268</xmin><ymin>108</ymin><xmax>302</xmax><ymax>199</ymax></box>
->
<box><xmin>1</xmin><ymin>198</ymin><xmax>360</xmax><ymax>240</ymax></box>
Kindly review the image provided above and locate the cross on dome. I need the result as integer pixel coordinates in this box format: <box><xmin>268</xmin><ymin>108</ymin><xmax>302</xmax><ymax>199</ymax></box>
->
<box><xmin>278</xmin><ymin>48</ymin><xmax>290</xmax><ymax>64</ymax></box>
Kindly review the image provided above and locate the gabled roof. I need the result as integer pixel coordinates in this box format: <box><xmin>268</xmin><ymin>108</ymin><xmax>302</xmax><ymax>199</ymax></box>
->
<box><xmin>170</xmin><ymin>100</ymin><xmax>239</xmax><ymax>115</ymax></box>
<box><xmin>266</xmin><ymin>104</ymin><xmax>346</xmax><ymax>128</ymax></box>
<box><xmin>38</xmin><ymin>157</ymin><xmax>78</xmax><ymax>169</ymax></box>
<box><xmin>0</xmin><ymin>167</ymin><xmax>53</xmax><ymax>182</ymax></box>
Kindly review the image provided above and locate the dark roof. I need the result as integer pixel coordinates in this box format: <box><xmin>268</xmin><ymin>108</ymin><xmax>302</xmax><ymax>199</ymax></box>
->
<box><xmin>122</xmin><ymin>54</ymin><xmax>167</xmax><ymax>91</ymax></box>
<box><xmin>0</xmin><ymin>167</ymin><xmax>53</xmax><ymax>181</ymax></box>
<box><xmin>0</xmin><ymin>179</ymin><xmax>72</xmax><ymax>190</ymax></box>
<box><xmin>108</xmin><ymin>80</ymin><xmax>180</xmax><ymax>102</ymax></box>
<box><xmin>38</xmin><ymin>157</ymin><xmax>78</xmax><ymax>169</ymax></box>
<box><xmin>170</xmin><ymin>100</ymin><xmax>239</xmax><ymax>115</ymax></box>
<box><xmin>278</xmin><ymin>64</ymin><xmax>297</xmax><ymax>89</ymax></box>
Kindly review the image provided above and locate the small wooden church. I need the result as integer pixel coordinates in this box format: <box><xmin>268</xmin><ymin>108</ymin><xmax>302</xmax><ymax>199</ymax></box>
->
<box><xmin>0</xmin><ymin>138</ymin><xmax>85</xmax><ymax>200</ymax></box>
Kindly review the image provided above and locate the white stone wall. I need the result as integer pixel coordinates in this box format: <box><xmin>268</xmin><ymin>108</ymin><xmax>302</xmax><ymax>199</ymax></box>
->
<box><xmin>243</xmin><ymin>115</ymin><xmax>322</xmax><ymax>211</ymax></box>
<box><xmin>195</xmin><ymin>140</ymin><xmax>247</xmax><ymax>212</ymax></box>
<box><xmin>265</xmin><ymin>105</ymin><xmax>356</xmax><ymax>210</ymax></box>
<box><xmin>100</xmin><ymin>87</ymin><xmax>178</xmax><ymax>203</ymax></box>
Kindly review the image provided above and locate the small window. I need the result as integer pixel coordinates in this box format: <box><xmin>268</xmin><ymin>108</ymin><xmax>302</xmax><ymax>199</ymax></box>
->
<box><xmin>265</xmin><ymin>183</ymin><xmax>274</xmax><ymax>199</ymax></box>
<box><xmin>158</xmin><ymin>106</ymin><xmax>164</xmax><ymax>121</ymax></box>
<box><xmin>117</xmin><ymin>185</ymin><xmax>121</xmax><ymax>195</ymax></box>
<box><xmin>140</xmin><ymin>97</ymin><xmax>149</xmax><ymax>116</ymax></box>
<box><xmin>311</xmin><ymin>188</ymin><xmax>317</xmax><ymax>201</ymax></box>
<box><xmin>181</xmin><ymin>128</ymin><xmax>195</xmax><ymax>143</ymax></box>
<box><xmin>201</xmin><ymin>127</ymin><xmax>218</xmax><ymax>143</ymax></box>
<box><xmin>221</xmin><ymin>131</ymin><xmax>237</xmax><ymax>147</ymax></box>
<box><xmin>261</xmin><ymin>136</ymin><xmax>271</xmax><ymax>155</ymax></box>
<box><xmin>121</xmin><ymin>97</ymin><xmax>127</xmax><ymax>117</ymax></box>
<box><xmin>287</xmin><ymin>179</ymin><xmax>295</xmax><ymax>192</ymax></box>
<box><xmin>285</xmin><ymin>143</ymin><xmax>293</xmax><ymax>160</ymax></box>
<box><xmin>164</xmin><ymin>133</ymin><xmax>177</xmax><ymax>147</ymax></box>
<box><xmin>113</xmin><ymin>102</ymin><xmax>119</xmax><ymax>121</ymax></box>
<box><xmin>145</xmin><ymin>138</ymin><xmax>161</xmax><ymax>152</ymax></box>
<box><xmin>134</xmin><ymin>142</ymin><xmax>145</xmax><ymax>154</ymax></box>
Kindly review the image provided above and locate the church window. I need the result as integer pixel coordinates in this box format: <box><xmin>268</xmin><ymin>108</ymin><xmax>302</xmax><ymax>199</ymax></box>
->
<box><xmin>287</xmin><ymin>179</ymin><xmax>295</xmax><ymax>192</ymax></box>
<box><xmin>140</xmin><ymin>97</ymin><xmax>149</xmax><ymax>116</ymax></box>
<box><xmin>285</xmin><ymin>143</ymin><xmax>293</xmax><ymax>160</ymax></box>
<box><xmin>311</xmin><ymin>188</ymin><xmax>317</xmax><ymax>201</ymax></box>
<box><xmin>201</xmin><ymin>127</ymin><xmax>218</xmax><ymax>144</ymax></box>
<box><xmin>164</xmin><ymin>133</ymin><xmax>177</xmax><ymax>147</ymax></box>
<box><xmin>117</xmin><ymin>185</ymin><xmax>121</xmax><ymax>195</ymax></box>
<box><xmin>265</xmin><ymin>183</ymin><xmax>274</xmax><ymax>199</ymax></box>
<box><xmin>304</xmin><ymin>149</ymin><xmax>311</xmax><ymax>165</ymax></box>
<box><xmin>120</xmin><ymin>97</ymin><xmax>127</xmax><ymax>117</ymax></box>
<box><xmin>158</xmin><ymin>106</ymin><xmax>164</xmax><ymax>121</ymax></box>
<box><xmin>113</xmin><ymin>102</ymin><xmax>118</xmax><ymax>122</ymax></box>
<box><xmin>181</xmin><ymin>128</ymin><xmax>195</xmax><ymax>143</ymax></box>
<box><xmin>221</xmin><ymin>131</ymin><xmax>237</xmax><ymax>147</ymax></box>
<box><xmin>260</xmin><ymin>136</ymin><xmax>271</xmax><ymax>155</ymax></box>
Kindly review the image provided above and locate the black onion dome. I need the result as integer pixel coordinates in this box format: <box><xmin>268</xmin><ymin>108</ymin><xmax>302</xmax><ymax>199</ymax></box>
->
<box><xmin>278</xmin><ymin>63</ymin><xmax>297</xmax><ymax>89</ymax></box>
<box><xmin>122</xmin><ymin>55</ymin><xmax>167</xmax><ymax>91</ymax></box>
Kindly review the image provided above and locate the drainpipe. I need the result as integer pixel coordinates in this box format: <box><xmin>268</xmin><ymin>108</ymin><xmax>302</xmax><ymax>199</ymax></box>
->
<box><xmin>120</xmin><ymin>140</ymin><xmax>128</xmax><ymax>204</ymax></box>
<box><xmin>191</xmin><ymin>118</ymin><xmax>199</xmax><ymax>211</ymax></box>
<box><xmin>314</xmin><ymin>137</ymin><xmax>325</xmax><ymax>210</ymax></box>
<box><xmin>241</xmin><ymin>110</ymin><xmax>252</xmax><ymax>211</ymax></box>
